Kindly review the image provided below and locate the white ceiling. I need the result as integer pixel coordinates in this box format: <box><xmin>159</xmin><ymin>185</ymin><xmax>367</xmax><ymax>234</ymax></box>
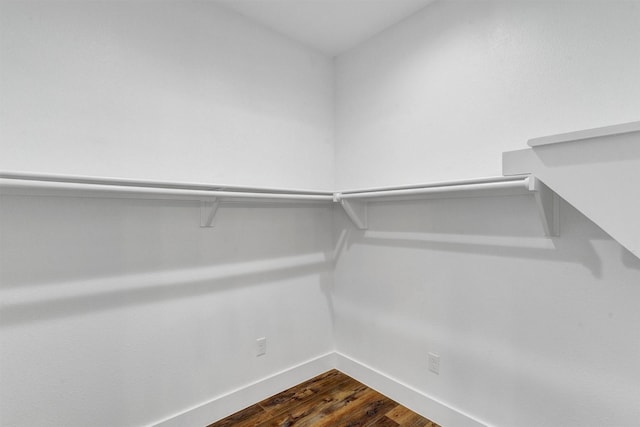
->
<box><xmin>215</xmin><ymin>0</ymin><xmax>435</xmax><ymax>56</ymax></box>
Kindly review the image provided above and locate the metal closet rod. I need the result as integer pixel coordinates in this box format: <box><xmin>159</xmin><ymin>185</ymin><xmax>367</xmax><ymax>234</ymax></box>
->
<box><xmin>0</xmin><ymin>171</ymin><xmax>531</xmax><ymax>202</ymax></box>
<box><xmin>0</xmin><ymin>178</ymin><xmax>334</xmax><ymax>201</ymax></box>
<box><xmin>0</xmin><ymin>171</ymin><xmax>333</xmax><ymax>195</ymax></box>
<box><xmin>334</xmin><ymin>176</ymin><xmax>531</xmax><ymax>201</ymax></box>
<box><xmin>0</xmin><ymin>171</ymin><xmax>336</xmax><ymax>202</ymax></box>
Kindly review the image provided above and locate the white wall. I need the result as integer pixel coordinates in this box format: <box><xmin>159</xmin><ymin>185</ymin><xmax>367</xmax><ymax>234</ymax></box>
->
<box><xmin>0</xmin><ymin>2</ymin><xmax>335</xmax><ymax>426</ymax></box>
<box><xmin>335</xmin><ymin>0</ymin><xmax>640</xmax><ymax>189</ymax></box>
<box><xmin>3</xmin><ymin>1</ymin><xmax>640</xmax><ymax>426</ymax></box>
<box><xmin>333</xmin><ymin>1</ymin><xmax>640</xmax><ymax>426</ymax></box>
<box><xmin>0</xmin><ymin>1</ymin><xmax>334</xmax><ymax>190</ymax></box>
<box><xmin>333</xmin><ymin>197</ymin><xmax>640</xmax><ymax>427</ymax></box>
<box><xmin>0</xmin><ymin>195</ymin><xmax>335</xmax><ymax>426</ymax></box>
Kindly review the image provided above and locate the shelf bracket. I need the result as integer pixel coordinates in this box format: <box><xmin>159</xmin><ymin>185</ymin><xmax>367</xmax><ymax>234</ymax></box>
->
<box><xmin>528</xmin><ymin>177</ymin><xmax>560</xmax><ymax>236</ymax></box>
<box><xmin>200</xmin><ymin>198</ymin><xmax>220</xmax><ymax>228</ymax></box>
<box><xmin>338</xmin><ymin>196</ymin><xmax>368</xmax><ymax>230</ymax></box>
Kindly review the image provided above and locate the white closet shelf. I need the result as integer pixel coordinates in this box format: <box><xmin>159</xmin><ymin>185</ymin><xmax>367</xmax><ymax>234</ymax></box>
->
<box><xmin>0</xmin><ymin>172</ymin><xmax>558</xmax><ymax>235</ymax></box>
<box><xmin>527</xmin><ymin>121</ymin><xmax>640</xmax><ymax>147</ymax></box>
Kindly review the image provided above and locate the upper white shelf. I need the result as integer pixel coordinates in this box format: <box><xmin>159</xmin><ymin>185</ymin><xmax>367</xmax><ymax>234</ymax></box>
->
<box><xmin>506</xmin><ymin>120</ymin><xmax>640</xmax><ymax>258</ymax></box>
<box><xmin>528</xmin><ymin>121</ymin><xmax>640</xmax><ymax>147</ymax></box>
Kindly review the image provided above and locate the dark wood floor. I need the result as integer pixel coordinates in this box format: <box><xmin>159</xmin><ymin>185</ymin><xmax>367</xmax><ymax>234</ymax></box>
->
<box><xmin>208</xmin><ymin>369</ymin><xmax>440</xmax><ymax>427</ymax></box>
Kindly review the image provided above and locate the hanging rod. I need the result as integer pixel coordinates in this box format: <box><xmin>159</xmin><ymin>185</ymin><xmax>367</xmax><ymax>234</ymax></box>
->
<box><xmin>0</xmin><ymin>171</ymin><xmax>534</xmax><ymax>201</ymax></box>
<box><xmin>0</xmin><ymin>178</ymin><xmax>334</xmax><ymax>202</ymax></box>
<box><xmin>0</xmin><ymin>171</ymin><xmax>558</xmax><ymax>235</ymax></box>
<box><xmin>333</xmin><ymin>175</ymin><xmax>559</xmax><ymax>236</ymax></box>
<box><xmin>0</xmin><ymin>172</ymin><xmax>334</xmax><ymax>228</ymax></box>
<box><xmin>334</xmin><ymin>176</ymin><xmax>531</xmax><ymax>202</ymax></box>
<box><xmin>0</xmin><ymin>171</ymin><xmax>332</xmax><ymax>196</ymax></box>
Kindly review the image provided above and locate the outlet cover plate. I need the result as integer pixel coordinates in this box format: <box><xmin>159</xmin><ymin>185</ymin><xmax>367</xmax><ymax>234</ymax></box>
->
<box><xmin>428</xmin><ymin>353</ymin><xmax>440</xmax><ymax>374</ymax></box>
<box><xmin>256</xmin><ymin>337</ymin><xmax>267</xmax><ymax>357</ymax></box>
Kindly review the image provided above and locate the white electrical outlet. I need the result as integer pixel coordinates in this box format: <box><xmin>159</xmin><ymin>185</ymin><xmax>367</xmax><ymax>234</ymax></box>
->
<box><xmin>428</xmin><ymin>353</ymin><xmax>440</xmax><ymax>374</ymax></box>
<box><xmin>256</xmin><ymin>337</ymin><xmax>267</xmax><ymax>357</ymax></box>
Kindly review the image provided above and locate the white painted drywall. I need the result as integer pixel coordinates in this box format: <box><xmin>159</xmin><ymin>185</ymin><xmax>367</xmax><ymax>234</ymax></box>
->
<box><xmin>0</xmin><ymin>195</ymin><xmax>335</xmax><ymax>426</ymax></box>
<box><xmin>216</xmin><ymin>0</ymin><xmax>434</xmax><ymax>56</ymax></box>
<box><xmin>0</xmin><ymin>1</ymin><xmax>334</xmax><ymax>190</ymax></box>
<box><xmin>0</xmin><ymin>2</ymin><xmax>335</xmax><ymax>426</ymax></box>
<box><xmin>334</xmin><ymin>0</ymin><xmax>640</xmax><ymax>189</ymax></box>
<box><xmin>333</xmin><ymin>1</ymin><xmax>640</xmax><ymax>426</ymax></box>
<box><xmin>333</xmin><ymin>196</ymin><xmax>640</xmax><ymax>427</ymax></box>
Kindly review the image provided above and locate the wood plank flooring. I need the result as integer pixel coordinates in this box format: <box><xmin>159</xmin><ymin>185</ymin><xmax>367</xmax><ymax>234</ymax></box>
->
<box><xmin>207</xmin><ymin>370</ymin><xmax>441</xmax><ymax>427</ymax></box>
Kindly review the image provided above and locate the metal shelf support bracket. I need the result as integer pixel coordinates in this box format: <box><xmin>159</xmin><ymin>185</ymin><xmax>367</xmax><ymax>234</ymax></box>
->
<box><xmin>336</xmin><ymin>194</ymin><xmax>368</xmax><ymax>230</ymax></box>
<box><xmin>528</xmin><ymin>177</ymin><xmax>560</xmax><ymax>236</ymax></box>
<box><xmin>200</xmin><ymin>198</ymin><xmax>220</xmax><ymax>228</ymax></box>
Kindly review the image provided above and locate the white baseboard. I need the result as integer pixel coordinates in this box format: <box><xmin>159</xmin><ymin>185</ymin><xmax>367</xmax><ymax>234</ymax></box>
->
<box><xmin>153</xmin><ymin>352</ymin><xmax>336</xmax><ymax>427</ymax></box>
<box><xmin>335</xmin><ymin>352</ymin><xmax>489</xmax><ymax>427</ymax></box>
<box><xmin>153</xmin><ymin>351</ymin><xmax>487</xmax><ymax>427</ymax></box>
